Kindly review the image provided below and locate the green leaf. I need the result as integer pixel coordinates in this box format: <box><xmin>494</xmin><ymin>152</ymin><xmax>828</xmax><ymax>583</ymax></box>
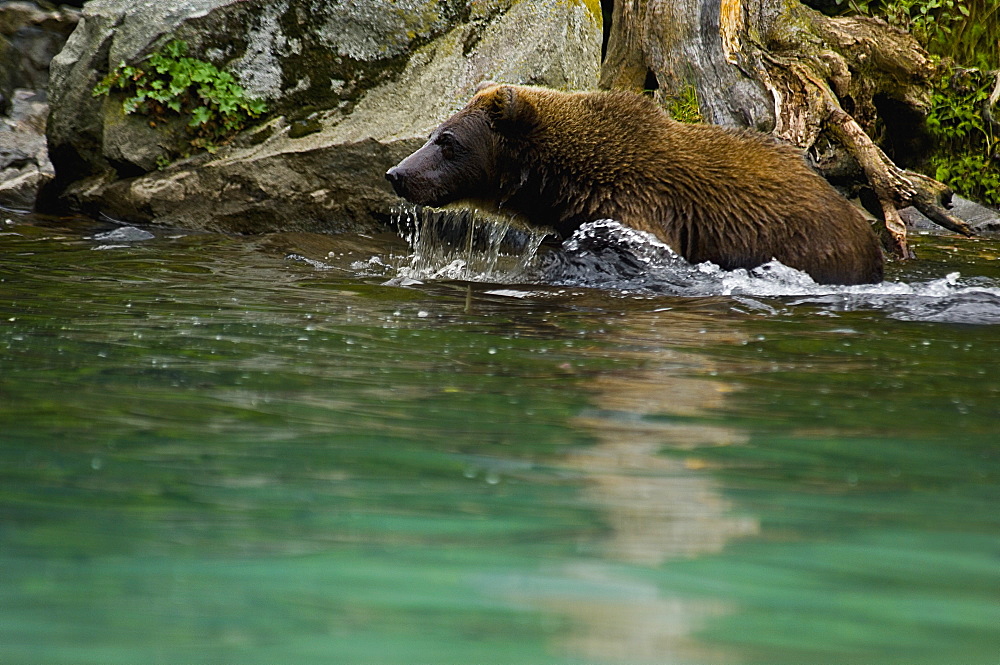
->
<box><xmin>164</xmin><ymin>40</ymin><xmax>188</xmax><ymax>59</ymax></box>
<box><xmin>90</xmin><ymin>37</ymin><xmax>266</xmax><ymax>157</ymax></box>
<box><xmin>191</xmin><ymin>64</ymin><xmax>219</xmax><ymax>84</ymax></box>
<box><xmin>246</xmin><ymin>99</ymin><xmax>267</xmax><ymax>116</ymax></box>
<box><xmin>189</xmin><ymin>106</ymin><xmax>213</xmax><ymax>126</ymax></box>
<box><xmin>171</xmin><ymin>72</ymin><xmax>191</xmax><ymax>90</ymax></box>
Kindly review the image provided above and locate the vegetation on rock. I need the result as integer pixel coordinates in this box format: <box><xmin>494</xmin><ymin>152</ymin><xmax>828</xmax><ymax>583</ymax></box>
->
<box><xmin>92</xmin><ymin>40</ymin><xmax>267</xmax><ymax>160</ymax></box>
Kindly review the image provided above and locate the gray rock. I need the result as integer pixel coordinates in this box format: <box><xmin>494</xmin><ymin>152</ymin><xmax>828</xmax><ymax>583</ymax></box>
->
<box><xmin>45</xmin><ymin>0</ymin><xmax>602</xmax><ymax>233</ymax></box>
<box><xmin>0</xmin><ymin>88</ymin><xmax>53</xmax><ymax>209</ymax></box>
<box><xmin>91</xmin><ymin>225</ymin><xmax>156</xmax><ymax>241</ymax></box>
<box><xmin>952</xmin><ymin>197</ymin><xmax>1000</xmax><ymax>234</ymax></box>
<box><xmin>0</xmin><ymin>2</ymin><xmax>77</xmax><ymax>209</ymax></box>
<box><xmin>0</xmin><ymin>1</ymin><xmax>79</xmax><ymax>113</ymax></box>
<box><xmin>901</xmin><ymin>196</ymin><xmax>1000</xmax><ymax>236</ymax></box>
<box><xmin>1</xmin><ymin>88</ymin><xmax>48</xmax><ymax>165</ymax></box>
<box><xmin>0</xmin><ymin>166</ymin><xmax>47</xmax><ymax>209</ymax></box>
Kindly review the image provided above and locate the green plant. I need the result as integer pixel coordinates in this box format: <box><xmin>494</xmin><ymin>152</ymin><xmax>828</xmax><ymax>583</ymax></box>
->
<box><xmin>663</xmin><ymin>84</ymin><xmax>704</xmax><ymax>124</ymax></box>
<box><xmin>93</xmin><ymin>40</ymin><xmax>267</xmax><ymax>158</ymax></box>
<box><xmin>926</xmin><ymin>67</ymin><xmax>1000</xmax><ymax>205</ymax></box>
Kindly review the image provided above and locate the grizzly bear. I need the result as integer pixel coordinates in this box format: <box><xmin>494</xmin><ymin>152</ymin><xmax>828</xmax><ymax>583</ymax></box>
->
<box><xmin>385</xmin><ymin>83</ymin><xmax>884</xmax><ymax>285</ymax></box>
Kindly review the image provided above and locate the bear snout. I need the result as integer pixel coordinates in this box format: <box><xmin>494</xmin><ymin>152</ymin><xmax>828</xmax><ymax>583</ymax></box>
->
<box><xmin>385</xmin><ymin>166</ymin><xmax>403</xmax><ymax>192</ymax></box>
<box><xmin>386</xmin><ymin>165</ymin><xmax>424</xmax><ymax>204</ymax></box>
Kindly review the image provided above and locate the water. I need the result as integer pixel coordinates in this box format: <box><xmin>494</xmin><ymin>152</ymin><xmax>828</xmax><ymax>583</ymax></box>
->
<box><xmin>390</xmin><ymin>204</ymin><xmax>550</xmax><ymax>283</ymax></box>
<box><xmin>2</xmin><ymin>207</ymin><xmax>998</xmax><ymax>665</ymax></box>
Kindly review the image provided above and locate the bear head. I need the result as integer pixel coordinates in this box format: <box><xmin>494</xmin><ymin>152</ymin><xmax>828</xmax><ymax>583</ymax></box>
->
<box><xmin>385</xmin><ymin>83</ymin><xmax>538</xmax><ymax>208</ymax></box>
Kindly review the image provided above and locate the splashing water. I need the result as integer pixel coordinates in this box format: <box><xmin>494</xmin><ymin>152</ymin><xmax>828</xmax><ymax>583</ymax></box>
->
<box><xmin>384</xmin><ymin>212</ymin><xmax>1000</xmax><ymax>325</ymax></box>
<box><xmin>389</xmin><ymin>204</ymin><xmax>552</xmax><ymax>284</ymax></box>
<box><xmin>542</xmin><ymin>220</ymin><xmax>1000</xmax><ymax>324</ymax></box>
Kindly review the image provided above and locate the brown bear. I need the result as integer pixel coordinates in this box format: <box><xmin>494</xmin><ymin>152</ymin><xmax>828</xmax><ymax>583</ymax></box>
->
<box><xmin>385</xmin><ymin>83</ymin><xmax>884</xmax><ymax>285</ymax></box>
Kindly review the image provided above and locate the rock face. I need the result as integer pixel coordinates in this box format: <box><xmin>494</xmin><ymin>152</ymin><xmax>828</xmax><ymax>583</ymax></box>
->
<box><xmin>0</xmin><ymin>89</ymin><xmax>52</xmax><ymax>210</ymax></box>
<box><xmin>0</xmin><ymin>1</ymin><xmax>79</xmax><ymax>209</ymax></box>
<box><xmin>44</xmin><ymin>0</ymin><xmax>603</xmax><ymax>233</ymax></box>
<box><xmin>0</xmin><ymin>1</ymin><xmax>79</xmax><ymax>111</ymax></box>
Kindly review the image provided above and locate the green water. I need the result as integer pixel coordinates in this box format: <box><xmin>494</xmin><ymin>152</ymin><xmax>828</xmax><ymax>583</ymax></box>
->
<box><xmin>2</xmin><ymin>212</ymin><xmax>998</xmax><ymax>665</ymax></box>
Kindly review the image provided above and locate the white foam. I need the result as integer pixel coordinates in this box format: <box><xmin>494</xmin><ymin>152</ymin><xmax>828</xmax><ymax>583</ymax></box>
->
<box><xmin>556</xmin><ymin>220</ymin><xmax>1000</xmax><ymax>324</ymax></box>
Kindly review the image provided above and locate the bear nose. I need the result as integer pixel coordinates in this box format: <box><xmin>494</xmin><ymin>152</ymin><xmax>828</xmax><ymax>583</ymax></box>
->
<box><xmin>385</xmin><ymin>166</ymin><xmax>407</xmax><ymax>197</ymax></box>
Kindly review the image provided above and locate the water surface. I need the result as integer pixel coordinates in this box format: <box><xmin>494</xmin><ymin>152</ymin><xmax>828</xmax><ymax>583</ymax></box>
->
<box><xmin>2</xmin><ymin>210</ymin><xmax>998</xmax><ymax>664</ymax></box>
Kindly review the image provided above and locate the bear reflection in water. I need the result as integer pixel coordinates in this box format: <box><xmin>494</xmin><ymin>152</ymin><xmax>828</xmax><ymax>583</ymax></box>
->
<box><xmin>387</xmin><ymin>83</ymin><xmax>884</xmax><ymax>286</ymax></box>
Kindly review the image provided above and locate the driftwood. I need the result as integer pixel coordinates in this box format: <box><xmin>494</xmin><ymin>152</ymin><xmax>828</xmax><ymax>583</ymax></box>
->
<box><xmin>600</xmin><ymin>0</ymin><xmax>974</xmax><ymax>258</ymax></box>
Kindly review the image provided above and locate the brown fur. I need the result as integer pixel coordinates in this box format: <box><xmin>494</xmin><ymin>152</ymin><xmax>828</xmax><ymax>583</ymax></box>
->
<box><xmin>386</xmin><ymin>84</ymin><xmax>884</xmax><ymax>285</ymax></box>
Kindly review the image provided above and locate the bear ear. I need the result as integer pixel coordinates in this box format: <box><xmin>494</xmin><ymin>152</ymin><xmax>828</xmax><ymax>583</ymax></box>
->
<box><xmin>480</xmin><ymin>85</ymin><xmax>537</xmax><ymax>134</ymax></box>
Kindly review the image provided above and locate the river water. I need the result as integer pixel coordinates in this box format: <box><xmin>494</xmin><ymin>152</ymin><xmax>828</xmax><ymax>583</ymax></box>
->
<box><xmin>2</xmin><ymin>207</ymin><xmax>998</xmax><ymax>664</ymax></box>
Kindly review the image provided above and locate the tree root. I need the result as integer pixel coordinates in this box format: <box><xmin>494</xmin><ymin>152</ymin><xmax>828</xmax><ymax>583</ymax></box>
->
<box><xmin>766</xmin><ymin>12</ymin><xmax>977</xmax><ymax>259</ymax></box>
<box><xmin>825</xmin><ymin>105</ymin><xmax>974</xmax><ymax>258</ymax></box>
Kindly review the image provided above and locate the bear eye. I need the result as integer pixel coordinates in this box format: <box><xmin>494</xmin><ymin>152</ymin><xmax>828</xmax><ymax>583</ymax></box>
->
<box><xmin>435</xmin><ymin>132</ymin><xmax>457</xmax><ymax>159</ymax></box>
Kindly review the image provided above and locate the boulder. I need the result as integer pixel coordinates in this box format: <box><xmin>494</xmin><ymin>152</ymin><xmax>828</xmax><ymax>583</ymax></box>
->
<box><xmin>0</xmin><ymin>1</ymin><xmax>79</xmax><ymax>112</ymax></box>
<box><xmin>0</xmin><ymin>1</ymin><xmax>78</xmax><ymax>209</ymax></box>
<box><xmin>0</xmin><ymin>88</ymin><xmax>53</xmax><ymax>210</ymax></box>
<box><xmin>44</xmin><ymin>0</ymin><xmax>603</xmax><ymax>233</ymax></box>
<box><xmin>900</xmin><ymin>196</ymin><xmax>1000</xmax><ymax>236</ymax></box>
